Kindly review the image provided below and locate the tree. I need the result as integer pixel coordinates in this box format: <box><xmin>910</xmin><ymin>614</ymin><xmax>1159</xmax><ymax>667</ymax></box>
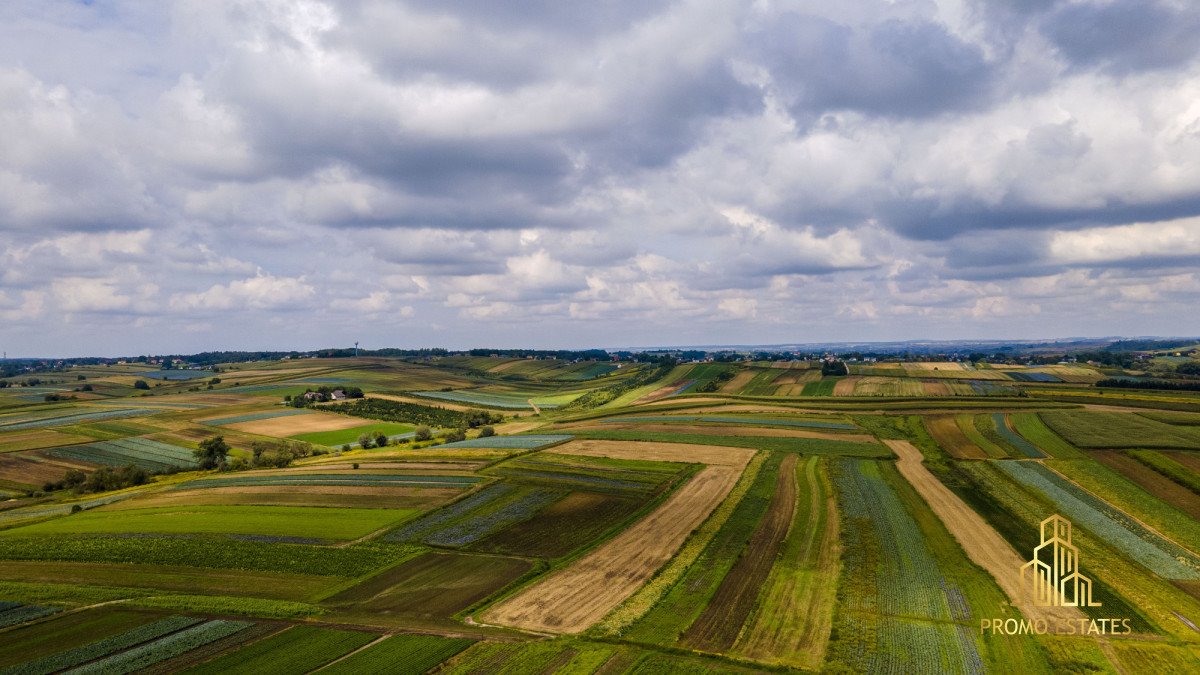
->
<box><xmin>374</xmin><ymin>432</ymin><xmax>389</xmax><ymax>447</ymax></box>
<box><xmin>414</xmin><ymin>426</ymin><xmax>432</xmax><ymax>442</ymax></box>
<box><xmin>133</xmin><ymin>379</ymin><xmax>150</xmax><ymax>390</ymax></box>
<box><xmin>479</xmin><ymin>425</ymin><xmax>496</xmax><ymax>437</ymax></box>
<box><xmin>195</xmin><ymin>436</ymin><xmax>231</xmax><ymax>470</ymax></box>
<box><xmin>445</xmin><ymin>428</ymin><xmax>466</xmax><ymax>443</ymax></box>
<box><xmin>209</xmin><ymin>377</ymin><xmax>221</xmax><ymax>385</ymax></box>
<box><xmin>81</xmin><ymin>384</ymin><xmax>93</xmax><ymax>391</ymax></box>
<box><xmin>358</xmin><ymin>433</ymin><xmax>375</xmax><ymax>449</ymax></box>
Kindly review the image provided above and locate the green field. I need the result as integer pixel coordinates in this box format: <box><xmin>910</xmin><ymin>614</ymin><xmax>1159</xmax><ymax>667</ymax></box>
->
<box><xmin>0</xmin><ymin>353</ymin><xmax>1197</xmax><ymax>672</ymax></box>
<box><xmin>290</xmin><ymin>422</ymin><xmax>416</xmax><ymax>446</ymax></box>
<box><xmin>0</xmin><ymin>505</ymin><xmax>419</xmax><ymax>542</ymax></box>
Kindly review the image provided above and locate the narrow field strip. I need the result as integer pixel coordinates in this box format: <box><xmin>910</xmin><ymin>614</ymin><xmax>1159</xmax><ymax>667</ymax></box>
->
<box><xmin>199</xmin><ymin>409</ymin><xmax>311</xmax><ymax>426</ymax></box>
<box><xmin>885</xmin><ymin>440</ymin><xmax>1082</xmax><ymax>627</ymax></box>
<box><xmin>481</xmin><ymin>441</ymin><xmax>753</xmax><ymax>633</ymax></box>
<box><xmin>436</xmin><ymin>434</ymin><xmax>573</xmax><ymax>449</ymax></box>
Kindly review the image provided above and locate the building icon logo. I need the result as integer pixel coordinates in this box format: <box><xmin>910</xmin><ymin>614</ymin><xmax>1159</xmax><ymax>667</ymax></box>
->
<box><xmin>1020</xmin><ymin>515</ymin><xmax>1101</xmax><ymax>607</ymax></box>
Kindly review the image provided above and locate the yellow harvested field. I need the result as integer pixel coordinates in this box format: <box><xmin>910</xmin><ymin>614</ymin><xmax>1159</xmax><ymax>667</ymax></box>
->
<box><xmin>885</xmin><ymin>440</ymin><xmax>1082</xmax><ymax>626</ymax></box>
<box><xmin>832</xmin><ymin>377</ymin><xmax>860</xmax><ymax>396</ymax></box>
<box><xmin>720</xmin><ymin>370</ymin><xmax>757</xmax><ymax>393</ymax></box>
<box><xmin>482</xmin><ymin>462</ymin><xmax>747</xmax><ymax>633</ymax></box>
<box><xmin>553</xmin><ymin>438</ymin><xmax>755</xmax><ymax>467</ymax></box>
<box><xmin>574</xmin><ymin>423</ymin><xmax>874</xmax><ymax>443</ymax></box>
<box><xmin>922</xmin><ymin>380</ymin><xmax>953</xmax><ymax>396</ymax></box>
<box><xmin>485</xmin><ymin>359</ymin><xmax>524</xmax><ymax>373</ymax></box>
<box><xmin>903</xmin><ymin>362</ymin><xmax>965</xmax><ymax>371</ymax></box>
<box><xmin>0</xmin><ymin>429</ymin><xmax>94</xmax><ymax>453</ymax></box>
<box><xmin>224</xmin><ymin>412</ymin><xmax>369</xmax><ymax>437</ymax></box>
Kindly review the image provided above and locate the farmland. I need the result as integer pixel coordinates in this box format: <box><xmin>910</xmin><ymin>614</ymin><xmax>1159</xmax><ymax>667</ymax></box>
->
<box><xmin>0</xmin><ymin>352</ymin><xmax>1198</xmax><ymax>672</ymax></box>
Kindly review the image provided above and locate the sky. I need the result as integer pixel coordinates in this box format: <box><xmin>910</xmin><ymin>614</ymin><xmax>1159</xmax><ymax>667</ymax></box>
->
<box><xmin>2</xmin><ymin>1</ymin><xmax>1200</xmax><ymax>356</ymax></box>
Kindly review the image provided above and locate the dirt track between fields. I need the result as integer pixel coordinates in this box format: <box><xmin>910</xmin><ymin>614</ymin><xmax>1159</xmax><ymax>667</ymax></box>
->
<box><xmin>885</xmin><ymin>439</ymin><xmax>1083</xmax><ymax>626</ymax></box>
<box><xmin>481</xmin><ymin>440</ymin><xmax>753</xmax><ymax>633</ymax></box>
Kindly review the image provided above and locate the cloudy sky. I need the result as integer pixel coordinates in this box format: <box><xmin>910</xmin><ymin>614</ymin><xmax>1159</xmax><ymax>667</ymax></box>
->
<box><xmin>3</xmin><ymin>1</ymin><xmax>1200</xmax><ymax>356</ymax></box>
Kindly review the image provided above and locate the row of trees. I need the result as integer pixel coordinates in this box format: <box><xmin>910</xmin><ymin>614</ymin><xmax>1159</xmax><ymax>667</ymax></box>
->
<box><xmin>44</xmin><ymin>465</ymin><xmax>148</xmax><ymax>494</ymax></box>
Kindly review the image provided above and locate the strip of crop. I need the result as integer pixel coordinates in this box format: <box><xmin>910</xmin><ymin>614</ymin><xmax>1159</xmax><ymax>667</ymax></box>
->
<box><xmin>623</xmin><ymin>453</ymin><xmax>783</xmax><ymax>644</ymax></box>
<box><xmin>318</xmin><ymin>634</ymin><xmax>475</xmax><ymax>675</ymax></box>
<box><xmin>384</xmin><ymin>483</ymin><xmax>515</xmax><ymax>542</ymax></box>
<box><xmin>182</xmin><ymin>625</ymin><xmax>376</xmax><ymax>675</ymax></box>
<box><xmin>176</xmin><ymin>474</ymin><xmax>480</xmax><ymax>490</ymax></box>
<box><xmin>201</xmin><ymin>409</ymin><xmax>311</xmax><ymax>426</ymax></box>
<box><xmin>1007</xmin><ymin>413</ymin><xmax>1084</xmax><ymax>458</ymax></box>
<box><xmin>989</xmin><ymin>414</ymin><xmax>1045</xmax><ymax>457</ymax></box>
<box><xmin>69</xmin><ymin>619</ymin><xmax>252</xmax><ymax>675</ymax></box>
<box><xmin>0</xmin><ymin>604</ymin><xmax>59</xmax><ymax>630</ymax></box>
<box><xmin>1040</xmin><ymin>411</ymin><xmax>1200</xmax><ymax>449</ymax></box>
<box><xmin>1043</xmin><ymin>458</ymin><xmax>1200</xmax><ymax>556</ymax></box>
<box><xmin>733</xmin><ymin>456</ymin><xmax>838</xmax><ymax>670</ymax></box>
<box><xmin>955</xmin><ymin>415</ymin><xmax>1008</xmax><ymax>458</ymax></box>
<box><xmin>681</xmin><ymin>454</ymin><xmax>798</xmax><ymax>652</ymax></box>
<box><xmin>0</xmin><ymin>409</ymin><xmax>158</xmax><ymax>432</ymax></box>
<box><xmin>0</xmin><ymin>536</ymin><xmax>419</xmax><ymax>577</ymax></box>
<box><xmin>566</xmin><ymin>429</ymin><xmax>890</xmax><ymax>458</ymax></box>
<box><xmin>995</xmin><ymin>461</ymin><xmax>1200</xmax><ymax>580</ymax></box>
<box><xmin>1129</xmin><ymin>450</ymin><xmax>1200</xmax><ymax>494</ymax></box>
<box><xmin>437</xmin><ymin>434</ymin><xmax>573</xmax><ymax>449</ymax></box>
<box><xmin>425</xmin><ymin>487</ymin><xmax>564</xmax><ymax>547</ymax></box>
<box><xmin>6</xmin><ymin>615</ymin><xmax>203</xmax><ymax>675</ymax></box>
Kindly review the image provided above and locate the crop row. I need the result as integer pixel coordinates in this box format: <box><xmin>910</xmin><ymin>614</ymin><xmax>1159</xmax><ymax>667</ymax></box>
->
<box><xmin>0</xmin><ymin>604</ymin><xmax>59</xmax><ymax>630</ymax></box>
<box><xmin>1040</xmin><ymin>411</ymin><xmax>1200</xmax><ymax>449</ymax></box>
<box><xmin>0</xmin><ymin>535</ymin><xmax>417</xmax><ymax>577</ymax></box>
<box><xmin>426</xmin><ymin>488</ymin><xmax>564</xmax><ymax>547</ymax></box>
<box><xmin>438</xmin><ymin>434</ymin><xmax>573</xmax><ymax>449</ymax></box>
<box><xmin>625</xmin><ymin>453</ymin><xmax>783</xmax><ymax>645</ymax></box>
<box><xmin>0</xmin><ymin>409</ymin><xmax>157</xmax><ymax>432</ymax></box>
<box><xmin>185</xmin><ymin>625</ymin><xmax>377</xmax><ymax>674</ymax></box>
<box><xmin>413</xmin><ymin>390</ymin><xmax>543</xmax><ymax>409</ymax></box>
<box><xmin>832</xmin><ymin>459</ymin><xmax>961</xmax><ymax>621</ymax></box>
<box><xmin>990</xmin><ymin>414</ymin><xmax>1045</xmax><ymax>458</ymax></box>
<box><xmin>71</xmin><ymin>619</ymin><xmax>252</xmax><ymax>675</ymax></box>
<box><xmin>49</xmin><ymin>438</ymin><xmax>196</xmax><ymax>471</ymax></box>
<box><xmin>602</xmin><ymin>415</ymin><xmax>856</xmax><ymax>430</ymax></box>
<box><xmin>1129</xmin><ymin>450</ymin><xmax>1200</xmax><ymax>493</ymax></box>
<box><xmin>568</xmin><ymin>429</ymin><xmax>891</xmax><ymax>458</ymax></box>
<box><xmin>177</xmin><ymin>473</ymin><xmax>481</xmax><ymax>490</ymax></box>
<box><xmin>6</xmin><ymin>615</ymin><xmax>203</xmax><ymax>675</ymax></box>
<box><xmin>201</xmin><ymin>409</ymin><xmax>311</xmax><ymax>426</ymax></box>
<box><xmin>995</xmin><ymin>461</ymin><xmax>1200</xmax><ymax>580</ymax></box>
<box><xmin>385</xmin><ymin>483</ymin><xmax>515</xmax><ymax>542</ymax></box>
<box><xmin>320</xmin><ymin>634</ymin><xmax>475</xmax><ymax>675</ymax></box>
<box><xmin>491</xmin><ymin>466</ymin><xmax>655</xmax><ymax>494</ymax></box>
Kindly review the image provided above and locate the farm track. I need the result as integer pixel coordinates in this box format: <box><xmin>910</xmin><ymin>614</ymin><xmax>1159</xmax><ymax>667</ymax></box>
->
<box><xmin>481</xmin><ymin>441</ymin><xmax>752</xmax><ymax>633</ymax></box>
<box><xmin>681</xmin><ymin>454</ymin><xmax>797</xmax><ymax>652</ymax></box>
<box><xmin>884</xmin><ymin>439</ymin><xmax>1084</xmax><ymax>627</ymax></box>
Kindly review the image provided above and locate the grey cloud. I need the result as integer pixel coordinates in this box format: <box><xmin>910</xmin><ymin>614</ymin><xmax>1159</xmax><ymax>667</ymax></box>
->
<box><xmin>754</xmin><ymin>14</ymin><xmax>997</xmax><ymax>121</ymax></box>
<box><xmin>1039</xmin><ymin>1</ymin><xmax>1200</xmax><ymax>75</ymax></box>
